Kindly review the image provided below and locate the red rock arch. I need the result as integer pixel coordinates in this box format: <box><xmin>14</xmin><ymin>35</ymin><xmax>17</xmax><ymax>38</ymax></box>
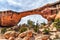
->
<box><xmin>0</xmin><ymin>8</ymin><xmax>56</xmax><ymax>27</ymax></box>
<box><xmin>0</xmin><ymin>1</ymin><xmax>60</xmax><ymax>27</ymax></box>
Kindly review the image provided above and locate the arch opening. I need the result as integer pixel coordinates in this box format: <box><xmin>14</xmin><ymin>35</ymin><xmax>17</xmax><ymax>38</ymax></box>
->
<box><xmin>17</xmin><ymin>14</ymin><xmax>48</xmax><ymax>25</ymax></box>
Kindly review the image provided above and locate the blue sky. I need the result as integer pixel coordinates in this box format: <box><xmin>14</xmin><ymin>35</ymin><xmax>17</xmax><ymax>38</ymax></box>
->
<box><xmin>0</xmin><ymin>0</ymin><xmax>58</xmax><ymax>25</ymax></box>
<box><xmin>0</xmin><ymin>0</ymin><xmax>58</xmax><ymax>11</ymax></box>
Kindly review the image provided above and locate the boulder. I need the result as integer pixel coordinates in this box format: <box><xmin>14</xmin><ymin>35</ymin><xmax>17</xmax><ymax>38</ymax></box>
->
<box><xmin>8</xmin><ymin>37</ymin><xmax>15</xmax><ymax>40</ymax></box>
<box><xmin>50</xmin><ymin>35</ymin><xmax>56</xmax><ymax>40</ymax></box>
<box><xmin>0</xmin><ymin>39</ymin><xmax>7</xmax><ymax>40</ymax></box>
<box><xmin>56</xmin><ymin>32</ymin><xmax>60</xmax><ymax>38</ymax></box>
<box><xmin>15</xmin><ymin>37</ymin><xmax>22</xmax><ymax>40</ymax></box>
<box><xmin>27</xmin><ymin>31</ymin><xmax>33</xmax><ymax>37</ymax></box>
<box><xmin>50</xmin><ymin>32</ymin><xmax>56</xmax><ymax>40</ymax></box>
<box><xmin>41</xmin><ymin>35</ymin><xmax>49</xmax><ymax>40</ymax></box>
<box><xmin>18</xmin><ymin>32</ymin><xmax>27</xmax><ymax>38</ymax></box>
<box><xmin>4</xmin><ymin>31</ymin><xmax>19</xmax><ymax>39</ymax></box>
<box><xmin>22</xmin><ymin>36</ymin><xmax>30</xmax><ymax>40</ymax></box>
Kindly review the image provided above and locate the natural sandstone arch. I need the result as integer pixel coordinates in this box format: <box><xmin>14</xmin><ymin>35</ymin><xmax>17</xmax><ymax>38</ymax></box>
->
<box><xmin>0</xmin><ymin>8</ymin><xmax>57</xmax><ymax>27</ymax></box>
<box><xmin>0</xmin><ymin>1</ymin><xmax>60</xmax><ymax>27</ymax></box>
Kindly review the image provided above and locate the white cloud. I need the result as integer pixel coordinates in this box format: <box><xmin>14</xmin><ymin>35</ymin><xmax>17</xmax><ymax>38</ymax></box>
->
<box><xmin>48</xmin><ymin>0</ymin><xmax>59</xmax><ymax>3</ymax></box>
<box><xmin>0</xmin><ymin>0</ymin><xmax>3</xmax><ymax>2</ymax></box>
<box><xmin>7</xmin><ymin>0</ymin><xmax>22</xmax><ymax>6</ymax></box>
<box><xmin>0</xmin><ymin>0</ymin><xmax>58</xmax><ymax>12</ymax></box>
<box><xmin>0</xmin><ymin>7</ymin><xmax>8</xmax><ymax>11</ymax></box>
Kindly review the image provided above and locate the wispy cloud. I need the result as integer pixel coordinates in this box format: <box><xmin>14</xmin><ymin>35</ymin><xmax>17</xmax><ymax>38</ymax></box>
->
<box><xmin>7</xmin><ymin>0</ymin><xmax>22</xmax><ymax>6</ymax></box>
<box><xmin>0</xmin><ymin>0</ymin><xmax>58</xmax><ymax>12</ymax></box>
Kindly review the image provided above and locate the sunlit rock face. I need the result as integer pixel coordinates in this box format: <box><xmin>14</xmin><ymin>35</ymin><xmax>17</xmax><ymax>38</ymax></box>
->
<box><xmin>0</xmin><ymin>11</ymin><xmax>21</xmax><ymax>27</ymax></box>
<box><xmin>55</xmin><ymin>11</ymin><xmax>60</xmax><ymax>19</ymax></box>
<box><xmin>0</xmin><ymin>1</ymin><xmax>60</xmax><ymax>27</ymax></box>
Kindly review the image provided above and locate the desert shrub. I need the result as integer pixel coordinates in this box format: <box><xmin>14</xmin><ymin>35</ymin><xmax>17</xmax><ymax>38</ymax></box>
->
<box><xmin>6</xmin><ymin>28</ymin><xmax>14</xmax><ymax>31</ymax></box>
<box><xmin>27</xmin><ymin>20</ymin><xmax>34</xmax><ymax>25</ymax></box>
<box><xmin>1</xmin><ymin>28</ymin><xmax>7</xmax><ymax>34</ymax></box>
<box><xmin>41</xmin><ymin>22</ymin><xmax>46</xmax><ymax>26</ymax></box>
<box><xmin>19</xmin><ymin>27</ymin><xmax>27</xmax><ymax>33</ymax></box>
<box><xmin>27</xmin><ymin>20</ymin><xmax>35</xmax><ymax>29</ymax></box>
<box><xmin>34</xmin><ymin>23</ymin><xmax>39</xmax><ymax>32</ymax></box>
<box><xmin>53</xmin><ymin>19</ymin><xmax>60</xmax><ymax>30</ymax></box>
<box><xmin>54</xmin><ymin>18</ymin><xmax>60</xmax><ymax>22</ymax></box>
<box><xmin>43</xmin><ymin>28</ymin><xmax>50</xmax><ymax>34</ymax></box>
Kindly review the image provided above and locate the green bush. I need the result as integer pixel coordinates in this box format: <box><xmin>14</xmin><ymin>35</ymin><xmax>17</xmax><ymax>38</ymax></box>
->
<box><xmin>43</xmin><ymin>28</ymin><xmax>50</xmax><ymax>34</ymax></box>
<box><xmin>34</xmin><ymin>24</ymin><xmax>39</xmax><ymax>32</ymax></box>
<box><xmin>19</xmin><ymin>27</ymin><xmax>27</xmax><ymax>33</ymax></box>
<box><xmin>41</xmin><ymin>22</ymin><xmax>46</xmax><ymax>26</ymax></box>
<box><xmin>1</xmin><ymin>28</ymin><xmax>7</xmax><ymax>34</ymax></box>
<box><xmin>53</xmin><ymin>19</ymin><xmax>60</xmax><ymax>30</ymax></box>
<box><xmin>6</xmin><ymin>28</ymin><xmax>14</xmax><ymax>31</ymax></box>
<box><xmin>27</xmin><ymin>20</ymin><xmax>35</xmax><ymax>28</ymax></box>
<box><xmin>54</xmin><ymin>19</ymin><xmax>60</xmax><ymax>22</ymax></box>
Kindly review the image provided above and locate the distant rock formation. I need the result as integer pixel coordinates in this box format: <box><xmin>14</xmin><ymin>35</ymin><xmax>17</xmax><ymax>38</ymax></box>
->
<box><xmin>0</xmin><ymin>1</ymin><xmax>60</xmax><ymax>27</ymax></box>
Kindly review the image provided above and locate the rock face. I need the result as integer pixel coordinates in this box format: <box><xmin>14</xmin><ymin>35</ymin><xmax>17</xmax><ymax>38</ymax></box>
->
<box><xmin>55</xmin><ymin>11</ymin><xmax>60</xmax><ymax>19</ymax></box>
<box><xmin>0</xmin><ymin>39</ymin><xmax>7</xmax><ymax>40</ymax></box>
<box><xmin>0</xmin><ymin>1</ymin><xmax>60</xmax><ymax>27</ymax></box>
<box><xmin>18</xmin><ymin>32</ymin><xmax>27</xmax><ymax>38</ymax></box>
